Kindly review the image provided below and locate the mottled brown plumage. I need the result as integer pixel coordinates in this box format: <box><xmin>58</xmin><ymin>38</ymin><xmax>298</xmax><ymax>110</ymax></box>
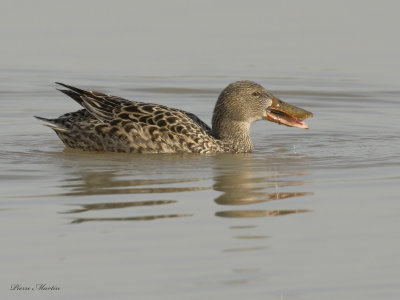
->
<box><xmin>35</xmin><ymin>81</ymin><xmax>313</xmax><ymax>153</ymax></box>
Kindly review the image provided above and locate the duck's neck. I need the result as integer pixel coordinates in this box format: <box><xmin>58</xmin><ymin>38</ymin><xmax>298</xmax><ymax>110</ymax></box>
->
<box><xmin>212</xmin><ymin>120</ymin><xmax>254</xmax><ymax>153</ymax></box>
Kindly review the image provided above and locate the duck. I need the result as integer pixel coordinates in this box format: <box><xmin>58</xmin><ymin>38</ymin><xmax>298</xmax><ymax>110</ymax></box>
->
<box><xmin>35</xmin><ymin>81</ymin><xmax>313</xmax><ymax>153</ymax></box>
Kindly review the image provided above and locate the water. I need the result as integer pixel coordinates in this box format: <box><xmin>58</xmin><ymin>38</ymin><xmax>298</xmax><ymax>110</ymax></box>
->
<box><xmin>1</xmin><ymin>1</ymin><xmax>400</xmax><ymax>299</ymax></box>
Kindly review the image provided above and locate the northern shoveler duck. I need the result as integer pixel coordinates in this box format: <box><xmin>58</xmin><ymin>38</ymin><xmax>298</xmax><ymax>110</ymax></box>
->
<box><xmin>35</xmin><ymin>81</ymin><xmax>313</xmax><ymax>153</ymax></box>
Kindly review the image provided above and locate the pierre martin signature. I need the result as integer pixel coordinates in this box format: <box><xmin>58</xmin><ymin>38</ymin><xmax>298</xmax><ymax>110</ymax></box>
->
<box><xmin>10</xmin><ymin>283</ymin><xmax>60</xmax><ymax>291</ymax></box>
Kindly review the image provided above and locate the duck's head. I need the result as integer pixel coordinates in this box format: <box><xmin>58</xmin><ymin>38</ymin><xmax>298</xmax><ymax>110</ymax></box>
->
<box><xmin>212</xmin><ymin>80</ymin><xmax>313</xmax><ymax>135</ymax></box>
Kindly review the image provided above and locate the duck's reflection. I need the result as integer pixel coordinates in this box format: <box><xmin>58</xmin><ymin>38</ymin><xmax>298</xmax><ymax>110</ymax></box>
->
<box><xmin>58</xmin><ymin>172</ymin><xmax>209</xmax><ymax>197</ymax></box>
<box><xmin>214</xmin><ymin>170</ymin><xmax>309</xmax><ymax>206</ymax></box>
<box><xmin>213</xmin><ymin>154</ymin><xmax>313</xmax><ymax>218</ymax></box>
<box><xmin>60</xmin><ymin>197</ymin><xmax>192</xmax><ymax>223</ymax></box>
<box><xmin>57</xmin><ymin>171</ymin><xmax>201</xmax><ymax>223</ymax></box>
<box><xmin>210</xmin><ymin>154</ymin><xmax>313</xmax><ymax>264</ymax></box>
<box><xmin>61</xmin><ymin>200</ymin><xmax>177</xmax><ymax>214</ymax></box>
<box><xmin>71</xmin><ymin>213</ymin><xmax>192</xmax><ymax>224</ymax></box>
<box><xmin>57</xmin><ymin>153</ymin><xmax>312</xmax><ymax>225</ymax></box>
<box><xmin>216</xmin><ymin>209</ymin><xmax>312</xmax><ymax>218</ymax></box>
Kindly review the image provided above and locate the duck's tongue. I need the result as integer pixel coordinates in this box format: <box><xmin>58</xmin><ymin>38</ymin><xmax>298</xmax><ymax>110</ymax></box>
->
<box><xmin>265</xmin><ymin>110</ymin><xmax>309</xmax><ymax>129</ymax></box>
<box><xmin>264</xmin><ymin>96</ymin><xmax>313</xmax><ymax>129</ymax></box>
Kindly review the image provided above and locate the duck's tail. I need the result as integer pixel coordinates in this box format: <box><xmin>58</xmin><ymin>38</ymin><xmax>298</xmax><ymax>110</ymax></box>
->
<box><xmin>34</xmin><ymin>116</ymin><xmax>69</xmax><ymax>133</ymax></box>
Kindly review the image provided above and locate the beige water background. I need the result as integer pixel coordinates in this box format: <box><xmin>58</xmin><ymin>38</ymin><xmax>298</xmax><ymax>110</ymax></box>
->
<box><xmin>1</xmin><ymin>1</ymin><xmax>400</xmax><ymax>299</ymax></box>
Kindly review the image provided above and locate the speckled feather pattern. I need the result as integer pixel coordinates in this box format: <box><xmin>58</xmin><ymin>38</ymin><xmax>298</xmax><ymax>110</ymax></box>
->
<box><xmin>37</xmin><ymin>83</ymin><xmax>230</xmax><ymax>153</ymax></box>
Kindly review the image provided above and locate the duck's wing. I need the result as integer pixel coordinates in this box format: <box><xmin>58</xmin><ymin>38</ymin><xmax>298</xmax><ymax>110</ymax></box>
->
<box><xmin>56</xmin><ymin>82</ymin><xmax>132</xmax><ymax>122</ymax></box>
<box><xmin>56</xmin><ymin>82</ymin><xmax>213</xmax><ymax>134</ymax></box>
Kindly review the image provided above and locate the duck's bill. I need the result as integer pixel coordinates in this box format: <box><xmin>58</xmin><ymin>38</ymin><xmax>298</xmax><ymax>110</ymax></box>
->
<box><xmin>265</xmin><ymin>96</ymin><xmax>313</xmax><ymax>129</ymax></box>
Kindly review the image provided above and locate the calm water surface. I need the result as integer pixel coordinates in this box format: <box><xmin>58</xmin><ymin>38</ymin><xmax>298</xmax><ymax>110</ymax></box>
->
<box><xmin>1</xmin><ymin>72</ymin><xmax>399</xmax><ymax>300</ymax></box>
<box><xmin>1</xmin><ymin>1</ymin><xmax>400</xmax><ymax>299</ymax></box>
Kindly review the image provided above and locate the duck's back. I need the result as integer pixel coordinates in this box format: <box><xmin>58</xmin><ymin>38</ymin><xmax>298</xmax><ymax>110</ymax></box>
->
<box><xmin>37</xmin><ymin>83</ymin><xmax>225</xmax><ymax>153</ymax></box>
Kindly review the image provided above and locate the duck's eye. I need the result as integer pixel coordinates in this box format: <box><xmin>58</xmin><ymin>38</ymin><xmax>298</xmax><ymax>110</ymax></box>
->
<box><xmin>252</xmin><ymin>91</ymin><xmax>261</xmax><ymax>97</ymax></box>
